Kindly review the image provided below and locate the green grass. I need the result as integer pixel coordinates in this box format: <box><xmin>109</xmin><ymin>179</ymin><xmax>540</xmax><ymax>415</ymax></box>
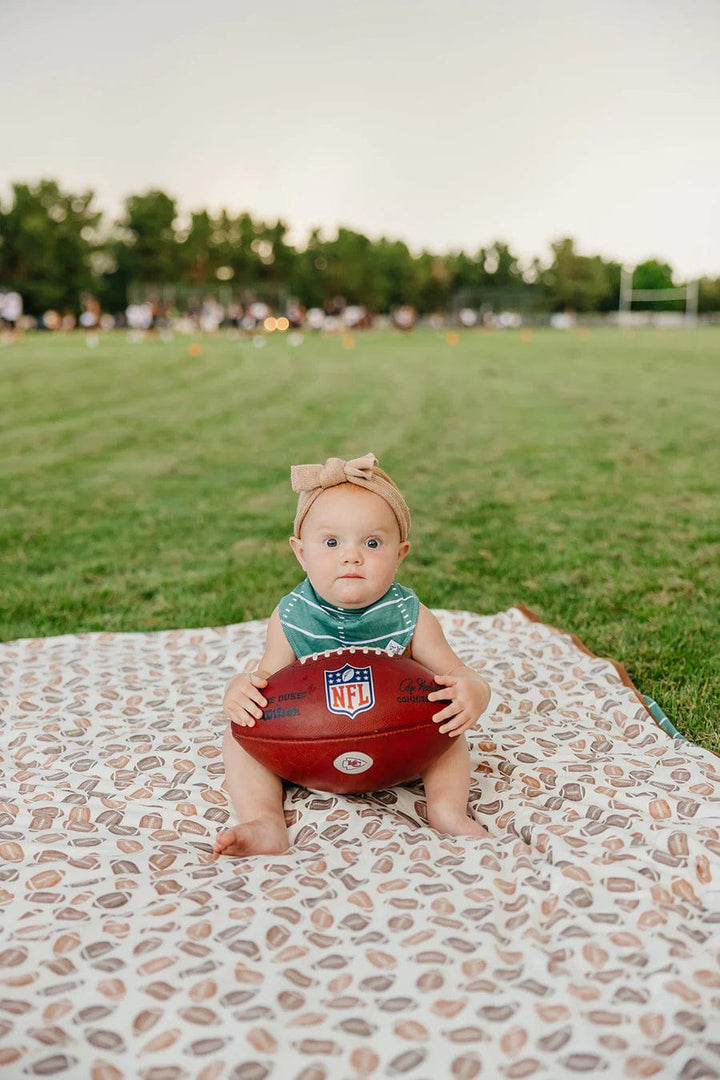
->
<box><xmin>2</xmin><ymin>327</ymin><xmax>718</xmax><ymax>749</ymax></box>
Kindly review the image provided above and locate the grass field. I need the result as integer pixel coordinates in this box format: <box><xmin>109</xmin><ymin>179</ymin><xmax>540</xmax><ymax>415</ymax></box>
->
<box><xmin>2</xmin><ymin>327</ymin><xmax>718</xmax><ymax>749</ymax></box>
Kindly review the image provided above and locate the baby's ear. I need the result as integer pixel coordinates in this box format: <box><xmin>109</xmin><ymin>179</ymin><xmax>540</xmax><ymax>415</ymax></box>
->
<box><xmin>289</xmin><ymin>536</ymin><xmax>305</xmax><ymax>567</ymax></box>
<box><xmin>397</xmin><ymin>540</ymin><xmax>410</xmax><ymax>564</ymax></box>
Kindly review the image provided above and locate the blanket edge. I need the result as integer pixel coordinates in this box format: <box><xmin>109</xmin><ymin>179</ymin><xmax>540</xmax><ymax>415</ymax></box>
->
<box><xmin>513</xmin><ymin>603</ymin><xmax>684</xmax><ymax>743</ymax></box>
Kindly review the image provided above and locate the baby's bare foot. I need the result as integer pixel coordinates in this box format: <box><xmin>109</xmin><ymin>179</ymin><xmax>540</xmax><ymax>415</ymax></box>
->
<box><xmin>428</xmin><ymin>807</ymin><xmax>490</xmax><ymax>839</ymax></box>
<box><xmin>214</xmin><ymin>817</ymin><xmax>290</xmax><ymax>857</ymax></box>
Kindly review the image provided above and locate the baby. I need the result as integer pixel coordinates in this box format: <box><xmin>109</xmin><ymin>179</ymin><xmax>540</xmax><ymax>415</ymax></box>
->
<box><xmin>215</xmin><ymin>453</ymin><xmax>492</xmax><ymax>857</ymax></box>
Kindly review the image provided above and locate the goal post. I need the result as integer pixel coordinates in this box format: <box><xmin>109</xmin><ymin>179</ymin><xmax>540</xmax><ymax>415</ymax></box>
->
<box><xmin>619</xmin><ymin>267</ymin><xmax>699</xmax><ymax>328</ymax></box>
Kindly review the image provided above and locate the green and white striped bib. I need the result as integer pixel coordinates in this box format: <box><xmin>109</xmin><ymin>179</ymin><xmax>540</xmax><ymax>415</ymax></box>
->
<box><xmin>278</xmin><ymin>578</ymin><xmax>419</xmax><ymax>659</ymax></box>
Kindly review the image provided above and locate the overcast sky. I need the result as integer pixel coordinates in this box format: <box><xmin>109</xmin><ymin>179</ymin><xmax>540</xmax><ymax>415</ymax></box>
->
<box><xmin>4</xmin><ymin>0</ymin><xmax>720</xmax><ymax>278</ymax></box>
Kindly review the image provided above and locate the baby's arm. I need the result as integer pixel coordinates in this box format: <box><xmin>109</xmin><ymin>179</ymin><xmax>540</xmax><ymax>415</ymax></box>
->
<box><xmin>223</xmin><ymin>607</ymin><xmax>297</xmax><ymax>726</ymax></box>
<box><xmin>411</xmin><ymin>604</ymin><xmax>491</xmax><ymax>737</ymax></box>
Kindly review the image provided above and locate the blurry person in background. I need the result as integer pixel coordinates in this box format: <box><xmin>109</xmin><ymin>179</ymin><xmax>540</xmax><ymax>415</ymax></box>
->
<box><xmin>0</xmin><ymin>289</ymin><xmax>23</xmax><ymax>342</ymax></box>
<box><xmin>41</xmin><ymin>309</ymin><xmax>62</xmax><ymax>332</ymax></box>
<box><xmin>392</xmin><ymin>305</ymin><xmax>416</xmax><ymax>331</ymax></box>
<box><xmin>79</xmin><ymin>293</ymin><xmax>101</xmax><ymax>347</ymax></box>
<box><xmin>125</xmin><ymin>301</ymin><xmax>154</xmax><ymax>340</ymax></box>
<box><xmin>151</xmin><ymin>300</ymin><xmax>171</xmax><ymax>335</ymax></box>
<box><xmin>227</xmin><ymin>303</ymin><xmax>244</xmax><ymax>334</ymax></box>
<box><xmin>200</xmin><ymin>296</ymin><xmax>225</xmax><ymax>333</ymax></box>
<box><xmin>286</xmin><ymin>300</ymin><xmax>305</xmax><ymax>329</ymax></box>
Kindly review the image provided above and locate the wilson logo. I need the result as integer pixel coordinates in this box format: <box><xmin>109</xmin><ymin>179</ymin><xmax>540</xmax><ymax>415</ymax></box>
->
<box><xmin>324</xmin><ymin>663</ymin><xmax>375</xmax><ymax>719</ymax></box>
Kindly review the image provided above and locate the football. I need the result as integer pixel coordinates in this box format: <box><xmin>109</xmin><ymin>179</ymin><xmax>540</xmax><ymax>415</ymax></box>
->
<box><xmin>230</xmin><ymin>648</ymin><xmax>453</xmax><ymax>794</ymax></box>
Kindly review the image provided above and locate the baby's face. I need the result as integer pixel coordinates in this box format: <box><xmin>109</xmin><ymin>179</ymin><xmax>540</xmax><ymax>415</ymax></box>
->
<box><xmin>289</xmin><ymin>485</ymin><xmax>410</xmax><ymax>609</ymax></box>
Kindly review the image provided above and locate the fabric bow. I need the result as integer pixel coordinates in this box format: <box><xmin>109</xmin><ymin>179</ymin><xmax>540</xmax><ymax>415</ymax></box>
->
<box><xmin>291</xmin><ymin>452</ymin><xmax>378</xmax><ymax>494</ymax></box>
<box><xmin>290</xmin><ymin>452</ymin><xmax>411</xmax><ymax>540</ymax></box>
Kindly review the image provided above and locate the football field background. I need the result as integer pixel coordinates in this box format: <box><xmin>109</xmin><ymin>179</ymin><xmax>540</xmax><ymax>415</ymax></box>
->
<box><xmin>2</xmin><ymin>327</ymin><xmax>718</xmax><ymax>748</ymax></box>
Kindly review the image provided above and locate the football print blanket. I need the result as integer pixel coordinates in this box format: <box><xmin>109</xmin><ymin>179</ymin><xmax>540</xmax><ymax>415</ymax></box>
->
<box><xmin>1</xmin><ymin>606</ymin><xmax>718</xmax><ymax>1079</ymax></box>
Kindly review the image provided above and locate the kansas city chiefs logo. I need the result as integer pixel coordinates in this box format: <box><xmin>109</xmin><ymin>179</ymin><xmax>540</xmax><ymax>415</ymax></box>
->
<box><xmin>324</xmin><ymin>662</ymin><xmax>375</xmax><ymax>719</ymax></box>
<box><xmin>333</xmin><ymin>751</ymin><xmax>373</xmax><ymax>775</ymax></box>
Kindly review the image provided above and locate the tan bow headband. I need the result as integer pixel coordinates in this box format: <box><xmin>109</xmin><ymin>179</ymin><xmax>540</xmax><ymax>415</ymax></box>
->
<box><xmin>291</xmin><ymin>453</ymin><xmax>411</xmax><ymax>541</ymax></box>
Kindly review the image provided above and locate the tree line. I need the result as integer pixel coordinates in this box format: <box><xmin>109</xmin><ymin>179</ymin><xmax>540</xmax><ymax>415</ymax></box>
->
<box><xmin>2</xmin><ymin>179</ymin><xmax>719</xmax><ymax>317</ymax></box>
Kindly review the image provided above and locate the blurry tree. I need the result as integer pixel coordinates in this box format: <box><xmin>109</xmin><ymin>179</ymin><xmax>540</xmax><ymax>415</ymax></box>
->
<box><xmin>542</xmin><ymin>237</ymin><xmax>615</xmax><ymax>312</ymax></box>
<box><xmin>332</xmin><ymin>228</ymin><xmax>376</xmax><ymax>307</ymax></box>
<box><xmin>447</xmin><ymin>241</ymin><xmax>531</xmax><ymax>312</ymax></box>
<box><xmin>224</xmin><ymin>211</ymin><xmax>262</xmax><ymax>289</ymax></box>
<box><xmin>633</xmin><ymin>259</ymin><xmax>674</xmax><ymax>291</ymax></box>
<box><xmin>181</xmin><ymin>209</ymin><xmax>215</xmax><ymax>283</ymax></box>
<box><xmin>522</xmin><ymin>256</ymin><xmax>545</xmax><ymax>285</ymax></box>
<box><xmin>698</xmin><ymin>276</ymin><xmax>720</xmax><ymax>313</ymax></box>
<box><xmin>174</xmin><ymin>211</ymin><xmax>298</xmax><ymax>302</ymax></box>
<box><xmin>290</xmin><ymin>228</ymin><xmax>421</xmax><ymax>313</ymax></box>
<box><xmin>632</xmin><ymin>259</ymin><xmax>682</xmax><ymax>310</ymax></box>
<box><xmin>290</xmin><ymin>228</ymin><xmax>327</xmax><ymax>309</ymax></box>
<box><xmin>485</xmin><ymin>241</ymin><xmax>523</xmax><ymax>287</ymax></box>
<box><xmin>108</xmin><ymin>190</ymin><xmax>183</xmax><ymax>299</ymax></box>
<box><xmin>415</xmin><ymin>251</ymin><xmax>451</xmax><ymax>313</ymax></box>
<box><xmin>254</xmin><ymin>218</ymin><xmax>296</xmax><ymax>295</ymax></box>
<box><xmin>447</xmin><ymin>248</ymin><xmax>488</xmax><ymax>295</ymax></box>
<box><xmin>369</xmin><ymin>238</ymin><xmax>419</xmax><ymax>311</ymax></box>
<box><xmin>596</xmin><ymin>259</ymin><xmax>622</xmax><ymax>312</ymax></box>
<box><xmin>0</xmin><ymin>179</ymin><xmax>100</xmax><ymax>314</ymax></box>
<box><xmin>317</xmin><ymin>228</ymin><xmax>377</xmax><ymax>309</ymax></box>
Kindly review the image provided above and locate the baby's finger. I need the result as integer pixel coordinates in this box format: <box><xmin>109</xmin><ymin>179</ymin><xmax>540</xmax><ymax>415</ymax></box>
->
<box><xmin>228</xmin><ymin>687</ymin><xmax>266</xmax><ymax>716</ymax></box>
<box><xmin>246</xmin><ymin>688</ymin><xmax>268</xmax><ymax>711</ymax></box>
<box><xmin>432</xmin><ymin>702</ymin><xmax>460</xmax><ymax>724</ymax></box>
<box><xmin>242</xmin><ymin>699</ymin><xmax>265</xmax><ymax>721</ymax></box>
<box><xmin>439</xmin><ymin>720</ymin><xmax>467</xmax><ymax>736</ymax></box>
<box><xmin>439</xmin><ymin>712</ymin><xmax>473</xmax><ymax>734</ymax></box>
<box><xmin>227</xmin><ymin>706</ymin><xmax>255</xmax><ymax>727</ymax></box>
<box><xmin>229</xmin><ymin>691</ymin><xmax>265</xmax><ymax>720</ymax></box>
<box><xmin>427</xmin><ymin>687</ymin><xmax>452</xmax><ymax>702</ymax></box>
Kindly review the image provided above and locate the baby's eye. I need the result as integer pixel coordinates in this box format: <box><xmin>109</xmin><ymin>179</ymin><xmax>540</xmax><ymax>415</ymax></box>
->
<box><xmin>365</xmin><ymin>538</ymin><xmax>381</xmax><ymax>549</ymax></box>
<box><xmin>323</xmin><ymin>538</ymin><xmax>339</xmax><ymax>548</ymax></box>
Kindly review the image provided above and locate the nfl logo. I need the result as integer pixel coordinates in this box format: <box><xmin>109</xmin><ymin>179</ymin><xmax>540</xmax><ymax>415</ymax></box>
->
<box><xmin>324</xmin><ymin>662</ymin><xmax>375</xmax><ymax>720</ymax></box>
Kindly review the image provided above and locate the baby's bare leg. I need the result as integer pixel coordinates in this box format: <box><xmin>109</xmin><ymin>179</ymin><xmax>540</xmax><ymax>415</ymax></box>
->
<box><xmin>214</xmin><ymin>724</ymin><xmax>290</xmax><ymax>856</ymax></box>
<box><xmin>422</xmin><ymin>736</ymin><xmax>489</xmax><ymax>838</ymax></box>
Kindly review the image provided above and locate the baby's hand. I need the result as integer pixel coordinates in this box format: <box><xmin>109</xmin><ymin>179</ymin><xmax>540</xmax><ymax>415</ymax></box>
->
<box><xmin>223</xmin><ymin>671</ymin><xmax>268</xmax><ymax>727</ymax></box>
<box><xmin>428</xmin><ymin>673</ymin><xmax>491</xmax><ymax>736</ymax></box>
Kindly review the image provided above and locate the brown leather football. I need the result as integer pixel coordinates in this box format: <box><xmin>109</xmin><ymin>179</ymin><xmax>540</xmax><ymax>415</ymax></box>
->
<box><xmin>231</xmin><ymin>648</ymin><xmax>452</xmax><ymax>793</ymax></box>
